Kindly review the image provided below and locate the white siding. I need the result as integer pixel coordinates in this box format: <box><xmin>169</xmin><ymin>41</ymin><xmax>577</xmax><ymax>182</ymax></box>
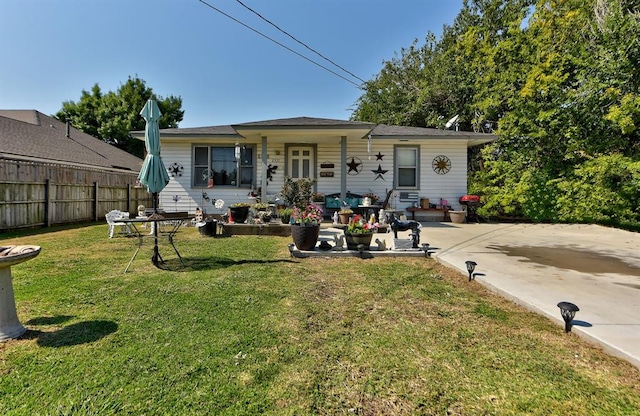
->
<box><xmin>155</xmin><ymin>138</ymin><xmax>470</xmax><ymax>214</ymax></box>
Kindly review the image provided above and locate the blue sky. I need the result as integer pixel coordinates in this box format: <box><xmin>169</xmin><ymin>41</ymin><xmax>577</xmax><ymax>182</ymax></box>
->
<box><xmin>0</xmin><ymin>0</ymin><xmax>463</xmax><ymax>128</ymax></box>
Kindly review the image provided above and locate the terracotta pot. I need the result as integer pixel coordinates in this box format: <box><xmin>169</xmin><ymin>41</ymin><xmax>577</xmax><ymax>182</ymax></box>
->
<box><xmin>344</xmin><ymin>232</ymin><xmax>373</xmax><ymax>250</ymax></box>
<box><xmin>449</xmin><ymin>211</ymin><xmax>466</xmax><ymax>224</ymax></box>
<box><xmin>339</xmin><ymin>213</ymin><xmax>351</xmax><ymax>224</ymax></box>
<box><xmin>291</xmin><ymin>224</ymin><xmax>320</xmax><ymax>251</ymax></box>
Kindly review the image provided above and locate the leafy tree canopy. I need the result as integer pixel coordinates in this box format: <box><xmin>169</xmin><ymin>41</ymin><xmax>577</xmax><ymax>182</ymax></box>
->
<box><xmin>352</xmin><ymin>0</ymin><xmax>640</xmax><ymax>228</ymax></box>
<box><xmin>55</xmin><ymin>76</ymin><xmax>184</xmax><ymax>158</ymax></box>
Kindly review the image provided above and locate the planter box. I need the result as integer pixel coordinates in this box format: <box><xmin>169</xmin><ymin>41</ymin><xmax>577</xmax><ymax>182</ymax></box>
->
<box><xmin>449</xmin><ymin>211</ymin><xmax>466</xmax><ymax>224</ymax></box>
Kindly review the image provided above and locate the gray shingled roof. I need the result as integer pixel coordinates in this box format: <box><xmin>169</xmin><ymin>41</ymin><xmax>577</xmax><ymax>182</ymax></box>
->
<box><xmin>370</xmin><ymin>123</ymin><xmax>496</xmax><ymax>139</ymax></box>
<box><xmin>0</xmin><ymin>110</ymin><xmax>143</xmax><ymax>172</ymax></box>
<box><xmin>129</xmin><ymin>116</ymin><xmax>496</xmax><ymax>145</ymax></box>
<box><xmin>233</xmin><ymin>116</ymin><xmax>375</xmax><ymax>129</ymax></box>
<box><xmin>131</xmin><ymin>124</ymin><xmax>240</xmax><ymax>137</ymax></box>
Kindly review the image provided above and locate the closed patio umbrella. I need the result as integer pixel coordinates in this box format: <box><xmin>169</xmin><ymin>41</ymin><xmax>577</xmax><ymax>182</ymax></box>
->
<box><xmin>137</xmin><ymin>99</ymin><xmax>169</xmax><ymax>266</ymax></box>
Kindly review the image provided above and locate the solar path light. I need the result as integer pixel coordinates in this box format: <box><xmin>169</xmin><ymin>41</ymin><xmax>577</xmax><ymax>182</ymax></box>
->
<box><xmin>557</xmin><ymin>302</ymin><xmax>579</xmax><ymax>333</ymax></box>
<box><xmin>465</xmin><ymin>260</ymin><xmax>477</xmax><ymax>281</ymax></box>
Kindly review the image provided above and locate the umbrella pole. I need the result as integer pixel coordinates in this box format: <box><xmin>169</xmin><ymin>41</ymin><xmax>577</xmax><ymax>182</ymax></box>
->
<box><xmin>152</xmin><ymin>192</ymin><xmax>160</xmax><ymax>266</ymax></box>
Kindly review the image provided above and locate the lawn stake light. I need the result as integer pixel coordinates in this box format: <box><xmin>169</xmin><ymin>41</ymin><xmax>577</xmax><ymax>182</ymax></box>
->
<box><xmin>465</xmin><ymin>260</ymin><xmax>477</xmax><ymax>281</ymax></box>
<box><xmin>557</xmin><ymin>302</ymin><xmax>580</xmax><ymax>333</ymax></box>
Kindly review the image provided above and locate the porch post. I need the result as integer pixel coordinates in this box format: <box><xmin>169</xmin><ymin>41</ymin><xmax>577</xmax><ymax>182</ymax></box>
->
<box><xmin>340</xmin><ymin>135</ymin><xmax>347</xmax><ymax>201</ymax></box>
<box><xmin>261</xmin><ymin>136</ymin><xmax>268</xmax><ymax>201</ymax></box>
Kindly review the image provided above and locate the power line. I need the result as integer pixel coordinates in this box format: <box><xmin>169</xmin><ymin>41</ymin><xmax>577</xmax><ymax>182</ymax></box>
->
<box><xmin>197</xmin><ymin>0</ymin><xmax>362</xmax><ymax>87</ymax></box>
<box><xmin>234</xmin><ymin>0</ymin><xmax>366</xmax><ymax>84</ymax></box>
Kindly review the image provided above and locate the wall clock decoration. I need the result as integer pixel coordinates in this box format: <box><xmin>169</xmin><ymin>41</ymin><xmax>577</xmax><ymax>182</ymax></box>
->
<box><xmin>168</xmin><ymin>162</ymin><xmax>184</xmax><ymax>177</ymax></box>
<box><xmin>432</xmin><ymin>155</ymin><xmax>451</xmax><ymax>175</ymax></box>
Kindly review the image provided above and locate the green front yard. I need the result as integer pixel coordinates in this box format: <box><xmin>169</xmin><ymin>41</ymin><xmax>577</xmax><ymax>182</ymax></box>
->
<box><xmin>1</xmin><ymin>224</ymin><xmax>638</xmax><ymax>415</ymax></box>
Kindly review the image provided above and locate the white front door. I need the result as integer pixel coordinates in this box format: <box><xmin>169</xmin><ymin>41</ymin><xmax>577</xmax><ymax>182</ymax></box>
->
<box><xmin>288</xmin><ymin>146</ymin><xmax>315</xmax><ymax>179</ymax></box>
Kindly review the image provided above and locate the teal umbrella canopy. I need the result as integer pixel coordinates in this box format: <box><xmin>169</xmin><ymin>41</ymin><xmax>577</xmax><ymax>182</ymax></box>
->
<box><xmin>137</xmin><ymin>99</ymin><xmax>170</xmax><ymax>194</ymax></box>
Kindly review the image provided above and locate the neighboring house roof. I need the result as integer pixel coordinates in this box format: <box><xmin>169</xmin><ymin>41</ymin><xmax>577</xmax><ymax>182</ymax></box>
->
<box><xmin>135</xmin><ymin>124</ymin><xmax>241</xmax><ymax>137</ymax></box>
<box><xmin>132</xmin><ymin>116</ymin><xmax>496</xmax><ymax>146</ymax></box>
<box><xmin>0</xmin><ymin>110</ymin><xmax>143</xmax><ymax>172</ymax></box>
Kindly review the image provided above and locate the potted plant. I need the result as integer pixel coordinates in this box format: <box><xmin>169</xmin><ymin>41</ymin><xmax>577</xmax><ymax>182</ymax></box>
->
<box><xmin>362</xmin><ymin>192</ymin><xmax>380</xmax><ymax>206</ymax></box>
<box><xmin>229</xmin><ymin>202</ymin><xmax>251</xmax><ymax>223</ymax></box>
<box><xmin>278</xmin><ymin>207</ymin><xmax>293</xmax><ymax>224</ymax></box>
<box><xmin>290</xmin><ymin>202</ymin><xmax>324</xmax><ymax>250</ymax></box>
<box><xmin>311</xmin><ymin>192</ymin><xmax>325</xmax><ymax>203</ymax></box>
<box><xmin>252</xmin><ymin>202</ymin><xmax>270</xmax><ymax>222</ymax></box>
<box><xmin>259</xmin><ymin>210</ymin><xmax>272</xmax><ymax>223</ymax></box>
<box><xmin>281</xmin><ymin>176</ymin><xmax>316</xmax><ymax>209</ymax></box>
<box><xmin>343</xmin><ymin>214</ymin><xmax>377</xmax><ymax>250</ymax></box>
<box><xmin>338</xmin><ymin>208</ymin><xmax>353</xmax><ymax>225</ymax></box>
<box><xmin>281</xmin><ymin>176</ymin><xmax>323</xmax><ymax>250</ymax></box>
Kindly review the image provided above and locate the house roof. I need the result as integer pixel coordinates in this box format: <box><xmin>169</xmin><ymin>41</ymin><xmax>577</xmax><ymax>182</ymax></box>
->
<box><xmin>232</xmin><ymin>116</ymin><xmax>375</xmax><ymax>129</ymax></box>
<box><xmin>0</xmin><ymin>110</ymin><xmax>143</xmax><ymax>172</ymax></box>
<box><xmin>130</xmin><ymin>116</ymin><xmax>497</xmax><ymax>146</ymax></box>
<box><xmin>370</xmin><ymin>124</ymin><xmax>496</xmax><ymax>146</ymax></box>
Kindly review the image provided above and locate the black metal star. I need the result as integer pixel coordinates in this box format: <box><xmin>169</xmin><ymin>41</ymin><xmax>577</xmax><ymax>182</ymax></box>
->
<box><xmin>376</xmin><ymin>152</ymin><xmax>384</xmax><ymax>161</ymax></box>
<box><xmin>347</xmin><ymin>157</ymin><xmax>362</xmax><ymax>174</ymax></box>
<box><xmin>372</xmin><ymin>164</ymin><xmax>388</xmax><ymax>181</ymax></box>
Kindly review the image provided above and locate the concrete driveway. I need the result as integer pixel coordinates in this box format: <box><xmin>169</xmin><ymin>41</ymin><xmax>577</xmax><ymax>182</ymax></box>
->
<box><xmin>421</xmin><ymin>222</ymin><xmax>640</xmax><ymax>370</ymax></box>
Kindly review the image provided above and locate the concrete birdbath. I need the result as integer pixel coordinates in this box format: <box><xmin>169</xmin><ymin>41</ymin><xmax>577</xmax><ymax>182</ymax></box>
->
<box><xmin>0</xmin><ymin>245</ymin><xmax>41</xmax><ymax>341</ymax></box>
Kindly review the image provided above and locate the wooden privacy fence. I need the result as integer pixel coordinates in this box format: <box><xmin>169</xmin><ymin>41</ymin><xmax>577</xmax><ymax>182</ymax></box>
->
<box><xmin>0</xmin><ymin>180</ymin><xmax>153</xmax><ymax>231</ymax></box>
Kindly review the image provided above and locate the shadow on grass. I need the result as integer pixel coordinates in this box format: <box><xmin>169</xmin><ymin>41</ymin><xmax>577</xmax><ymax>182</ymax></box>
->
<box><xmin>156</xmin><ymin>256</ymin><xmax>298</xmax><ymax>272</ymax></box>
<box><xmin>0</xmin><ymin>222</ymin><xmax>97</xmax><ymax>239</ymax></box>
<box><xmin>20</xmin><ymin>319</ymin><xmax>118</xmax><ymax>347</ymax></box>
<box><xmin>25</xmin><ymin>315</ymin><xmax>74</xmax><ymax>326</ymax></box>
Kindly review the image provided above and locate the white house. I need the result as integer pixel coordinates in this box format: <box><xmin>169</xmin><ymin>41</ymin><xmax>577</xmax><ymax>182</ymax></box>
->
<box><xmin>131</xmin><ymin>117</ymin><xmax>495</xmax><ymax>219</ymax></box>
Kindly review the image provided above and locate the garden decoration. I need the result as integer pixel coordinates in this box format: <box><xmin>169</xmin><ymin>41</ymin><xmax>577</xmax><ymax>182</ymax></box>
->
<box><xmin>389</xmin><ymin>213</ymin><xmax>422</xmax><ymax>248</ymax></box>
<box><xmin>290</xmin><ymin>203</ymin><xmax>323</xmax><ymax>250</ymax></box>
<box><xmin>229</xmin><ymin>202</ymin><xmax>251</xmax><ymax>223</ymax></box>
<box><xmin>343</xmin><ymin>214</ymin><xmax>378</xmax><ymax>250</ymax></box>
<box><xmin>0</xmin><ymin>245</ymin><xmax>41</xmax><ymax>341</ymax></box>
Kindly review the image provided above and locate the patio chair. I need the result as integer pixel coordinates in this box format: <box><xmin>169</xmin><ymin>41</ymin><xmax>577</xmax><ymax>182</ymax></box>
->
<box><xmin>106</xmin><ymin>210</ymin><xmax>132</xmax><ymax>238</ymax></box>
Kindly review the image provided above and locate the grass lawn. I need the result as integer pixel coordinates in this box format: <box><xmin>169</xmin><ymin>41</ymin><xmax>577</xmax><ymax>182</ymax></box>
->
<box><xmin>1</xmin><ymin>223</ymin><xmax>639</xmax><ymax>415</ymax></box>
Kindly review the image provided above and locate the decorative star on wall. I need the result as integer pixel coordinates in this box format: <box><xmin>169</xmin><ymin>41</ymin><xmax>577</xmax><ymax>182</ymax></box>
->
<box><xmin>371</xmin><ymin>164</ymin><xmax>388</xmax><ymax>181</ymax></box>
<box><xmin>346</xmin><ymin>157</ymin><xmax>362</xmax><ymax>175</ymax></box>
<box><xmin>376</xmin><ymin>152</ymin><xmax>384</xmax><ymax>161</ymax></box>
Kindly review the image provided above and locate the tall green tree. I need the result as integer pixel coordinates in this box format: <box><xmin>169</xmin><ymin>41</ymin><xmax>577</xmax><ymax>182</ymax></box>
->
<box><xmin>55</xmin><ymin>76</ymin><xmax>184</xmax><ymax>157</ymax></box>
<box><xmin>353</xmin><ymin>0</ymin><xmax>640</xmax><ymax>227</ymax></box>
<box><xmin>475</xmin><ymin>0</ymin><xmax>639</xmax><ymax>223</ymax></box>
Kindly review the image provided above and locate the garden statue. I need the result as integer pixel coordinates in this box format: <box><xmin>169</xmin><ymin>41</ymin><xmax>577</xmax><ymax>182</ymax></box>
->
<box><xmin>375</xmin><ymin>238</ymin><xmax>387</xmax><ymax>251</ymax></box>
<box><xmin>332</xmin><ymin>211</ymin><xmax>339</xmax><ymax>225</ymax></box>
<box><xmin>379</xmin><ymin>209</ymin><xmax>386</xmax><ymax>225</ymax></box>
<box><xmin>389</xmin><ymin>213</ymin><xmax>422</xmax><ymax>248</ymax></box>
